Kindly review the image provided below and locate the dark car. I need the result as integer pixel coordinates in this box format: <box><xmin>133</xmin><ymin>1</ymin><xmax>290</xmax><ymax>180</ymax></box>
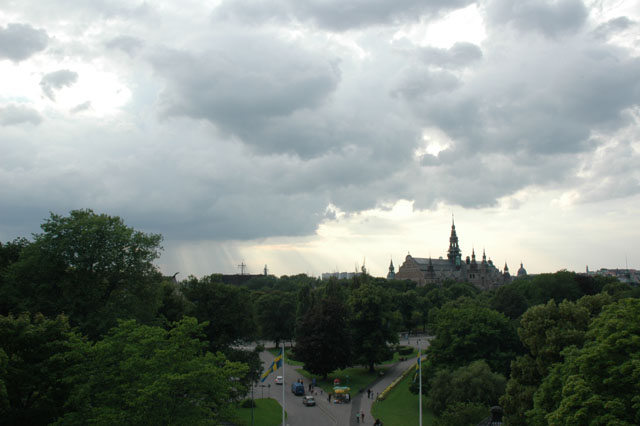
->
<box><xmin>302</xmin><ymin>396</ymin><xmax>316</xmax><ymax>406</ymax></box>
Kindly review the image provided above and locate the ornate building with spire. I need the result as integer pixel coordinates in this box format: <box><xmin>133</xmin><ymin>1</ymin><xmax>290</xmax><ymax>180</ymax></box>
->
<box><xmin>395</xmin><ymin>219</ymin><xmax>513</xmax><ymax>290</ymax></box>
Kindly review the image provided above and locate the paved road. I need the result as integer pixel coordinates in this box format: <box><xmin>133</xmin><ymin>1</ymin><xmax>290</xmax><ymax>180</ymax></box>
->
<box><xmin>253</xmin><ymin>350</ymin><xmax>342</xmax><ymax>426</ymax></box>
<box><xmin>253</xmin><ymin>335</ymin><xmax>432</xmax><ymax>426</ymax></box>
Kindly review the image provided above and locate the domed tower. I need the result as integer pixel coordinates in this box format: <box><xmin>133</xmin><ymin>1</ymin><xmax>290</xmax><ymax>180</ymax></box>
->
<box><xmin>517</xmin><ymin>262</ymin><xmax>527</xmax><ymax>277</ymax></box>
<box><xmin>447</xmin><ymin>218</ymin><xmax>462</xmax><ymax>264</ymax></box>
<box><xmin>387</xmin><ymin>259</ymin><xmax>396</xmax><ymax>280</ymax></box>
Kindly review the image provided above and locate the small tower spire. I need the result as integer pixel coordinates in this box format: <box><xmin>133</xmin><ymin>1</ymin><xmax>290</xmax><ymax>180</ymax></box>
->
<box><xmin>447</xmin><ymin>217</ymin><xmax>461</xmax><ymax>263</ymax></box>
<box><xmin>387</xmin><ymin>258</ymin><xmax>396</xmax><ymax>280</ymax></box>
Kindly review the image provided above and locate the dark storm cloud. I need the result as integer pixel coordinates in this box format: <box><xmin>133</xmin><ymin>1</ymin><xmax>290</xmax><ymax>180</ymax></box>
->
<box><xmin>150</xmin><ymin>35</ymin><xmax>340</xmax><ymax>158</ymax></box>
<box><xmin>0</xmin><ymin>23</ymin><xmax>48</xmax><ymax>62</ymax></box>
<box><xmin>0</xmin><ymin>104</ymin><xmax>42</xmax><ymax>126</ymax></box>
<box><xmin>214</xmin><ymin>0</ymin><xmax>476</xmax><ymax>31</ymax></box>
<box><xmin>40</xmin><ymin>69</ymin><xmax>79</xmax><ymax>101</ymax></box>
<box><xmin>485</xmin><ymin>0</ymin><xmax>588</xmax><ymax>37</ymax></box>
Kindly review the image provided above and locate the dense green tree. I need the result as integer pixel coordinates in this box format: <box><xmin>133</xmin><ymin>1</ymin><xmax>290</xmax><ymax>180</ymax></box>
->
<box><xmin>428</xmin><ymin>360</ymin><xmax>506</xmax><ymax>416</ymax></box>
<box><xmin>436</xmin><ymin>402</ymin><xmax>490</xmax><ymax>426</ymax></box>
<box><xmin>396</xmin><ymin>290</ymin><xmax>418</xmax><ymax>333</ymax></box>
<box><xmin>602</xmin><ymin>280</ymin><xmax>633</xmax><ymax>298</ymax></box>
<box><xmin>428</xmin><ymin>301</ymin><xmax>520</xmax><ymax>376</ymax></box>
<box><xmin>531</xmin><ymin>298</ymin><xmax>640</xmax><ymax>426</ymax></box>
<box><xmin>575</xmin><ymin>292</ymin><xmax>613</xmax><ymax>317</ymax></box>
<box><xmin>57</xmin><ymin>317</ymin><xmax>247</xmax><ymax>426</ymax></box>
<box><xmin>517</xmin><ymin>300</ymin><xmax>590</xmax><ymax>373</ymax></box>
<box><xmin>500</xmin><ymin>355</ymin><xmax>542</xmax><ymax>426</ymax></box>
<box><xmin>0</xmin><ymin>313</ymin><xmax>88</xmax><ymax>426</ymax></box>
<box><xmin>181</xmin><ymin>275</ymin><xmax>256</xmax><ymax>350</ymax></box>
<box><xmin>4</xmin><ymin>210</ymin><xmax>163</xmax><ymax>338</ymax></box>
<box><xmin>491</xmin><ymin>284</ymin><xmax>529</xmax><ymax>319</ymax></box>
<box><xmin>294</xmin><ymin>284</ymin><xmax>313</xmax><ymax>339</ymax></box>
<box><xmin>254</xmin><ymin>291</ymin><xmax>296</xmax><ymax>347</ymax></box>
<box><xmin>501</xmin><ymin>299</ymin><xmax>594</xmax><ymax>425</ymax></box>
<box><xmin>350</xmin><ymin>283</ymin><xmax>398</xmax><ymax>371</ymax></box>
<box><xmin>445</xmin><ymin>281</ymin><xmax>479</xmax><ymax>301</ymax></box>
<box><xmin>0</xmin><ymin>238</ymin><xmax>29</xmax><ymax>272</ymax></box>
<box><xmin>157</xmin><ymin>278</ymin><xmax>188</xmax><ymax>326</ymax></box>
<box><xmin>0</xmin><ymin>238</ymin><xmax>30</xmax><ymax>315</ymax></box>
<box><xmin>295</xmin><ymin>295</ymin><xmax>351</xmax><ymax>379</ymax></box>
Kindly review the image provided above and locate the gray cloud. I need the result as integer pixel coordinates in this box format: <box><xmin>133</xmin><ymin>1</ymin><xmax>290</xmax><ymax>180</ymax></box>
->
<box><xmin>70</xmin><ymin>101</ymin><xmax>92</xmax><ymax>113</ymax></box>
<box><xmin>105</xmin><ymin>35</ymin><xmax>144</xmax><ymax>55</ymax></box>
<box><xmin>1</xmin><ymin>0</ymin><xmax>640</xmax><ymax>250</ymax></box>
<box><xmin>214</xmin><ymin>0</ymin><xmax>476</xmax><ymax>31</ymax></box>
<box><xmin>0</xmin><ymin>23</ymin><xmax>48</xmax><ymax>62</ymax></box>
<box><xmin>40</xmin><ymin>69</ymin><xmax>79</xmax><ymax>101</ymax></box>
<box><xmin>150</xmin><ymin>33</ymin><xmax>341</xmax><ymax>158</ymax></box>
<box><xmin>0</xmin><ymin>104</ymin><xmax>42</xmax><ymax>126</ymax></box>
<box><xmin>485</xmin><ymin>0</ymin><xmax>588</xmax><ymax>37</ymax></box>
<box><xmin>418</xmin><ymin>42</ymin><xmax>483</xmax><ymax>68</ymax></box>
<box><xmin>593</xmin><ymin>16</ymin><xmax>637</xmax><ymax>40</ymax></box>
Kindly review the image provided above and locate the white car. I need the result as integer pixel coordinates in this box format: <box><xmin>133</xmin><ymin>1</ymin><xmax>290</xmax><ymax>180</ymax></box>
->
<box><xmin>275</xmin><ymin>375</ymin><xmax>283</xmax><ymax>385</ymax></box>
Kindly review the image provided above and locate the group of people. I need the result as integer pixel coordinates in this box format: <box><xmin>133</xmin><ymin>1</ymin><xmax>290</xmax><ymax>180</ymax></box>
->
<box><xmin>355</xmin><ymin>409</ymin><xmax>382</xmax><ymax>425</ymax></box>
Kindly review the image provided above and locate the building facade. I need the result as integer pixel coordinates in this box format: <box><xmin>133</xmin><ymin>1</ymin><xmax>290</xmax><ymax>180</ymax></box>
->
<box><xmin>394</xmin><ymin>220</ymin><xmax>517</xmax><ymax>290</ymax></box>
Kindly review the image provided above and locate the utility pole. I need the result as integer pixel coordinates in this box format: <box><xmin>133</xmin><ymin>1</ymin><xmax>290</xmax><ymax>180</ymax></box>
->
<box><xmin>238</xmin><ymin>260</ymin><xmax>247</xmax><ymax>275</ymax></box>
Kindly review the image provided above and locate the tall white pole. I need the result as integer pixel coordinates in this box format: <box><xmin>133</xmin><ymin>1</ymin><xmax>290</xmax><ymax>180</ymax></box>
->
<box><xmin>282</xmin><ymin>342</ymin><xmax>286</xmax><ymax>426</ymax></box>
<box><xmin>419</xmin><ymin>339</ymin><xmax>422</xmax><ymax>426</ymax></box>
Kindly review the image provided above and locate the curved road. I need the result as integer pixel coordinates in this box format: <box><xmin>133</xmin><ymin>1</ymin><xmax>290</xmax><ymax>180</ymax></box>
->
<box><xmin>252</xmin><ymin>335</ymin><xmax>431</xmax><ymax>426</ymax></box>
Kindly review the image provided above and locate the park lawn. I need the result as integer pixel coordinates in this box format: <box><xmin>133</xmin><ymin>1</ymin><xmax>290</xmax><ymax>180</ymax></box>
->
<box><xmin>266</xmin><ymin>347</ymin><xmax>304</xmax><ymax>366</ymax></box>
<box><xmin>371</xmin><ymin>373</ymin><xmax>436</xmax><ymax>426</ymax></box>
<box><xmin>298</xmin><ymin>366</ymin><xmax>389</xmax><ymax>395</ymax></box>
<box><xmin>236</xmin><ymin>398</ymin><xmax>285</xmax><ymax>426</ymax></box>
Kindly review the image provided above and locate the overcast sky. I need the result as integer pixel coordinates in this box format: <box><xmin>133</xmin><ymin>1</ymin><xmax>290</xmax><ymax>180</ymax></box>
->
<box><xmin>1</xmin><ymin>0</ymin><xmax>639</xmax><ymax>278</ymax></box>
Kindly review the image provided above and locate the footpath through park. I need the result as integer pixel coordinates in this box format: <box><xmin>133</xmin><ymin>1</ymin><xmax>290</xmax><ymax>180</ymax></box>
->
<box><xmin>348</xmin><ymin>355</ymin><xmax>416</xmax><ymax>426</ymax></box>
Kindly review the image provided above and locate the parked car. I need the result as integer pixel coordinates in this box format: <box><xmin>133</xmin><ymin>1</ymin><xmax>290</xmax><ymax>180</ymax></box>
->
<box><xmin>274</xmin><ymin>376</ymin><xmax>283</xmax><ymax>385</ymax></box>
<box><xmin>302</xmin><ymin>396</ymin><xmax>316</xmax><ymax>406</ymax></box>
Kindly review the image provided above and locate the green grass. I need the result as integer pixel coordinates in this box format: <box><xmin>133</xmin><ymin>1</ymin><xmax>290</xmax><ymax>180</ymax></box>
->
<box><xmin>371</xmin><ymin>373</ymin><xmax>437</xmax><ymax>426</ymax></box>
<box><xmin>381</xmin><ymin>347</ymin><xmax>419</xmax><ymax>365</ymax></box>
<box><xmin>297</xmin><ymin>366</ymin><xmax>389</xmax><ymax>395</ymax></box>
<box><xmin>235</xmin><ymin>398</ymin><xmax>285</xmax><ymax>426</ymax></box>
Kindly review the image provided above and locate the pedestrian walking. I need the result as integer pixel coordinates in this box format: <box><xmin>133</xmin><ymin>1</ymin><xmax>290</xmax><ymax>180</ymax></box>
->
<box><xmin>367</xmin><ymin>389</ymin><xmax>370</xmax><ymax>398</ymax></box>
<box><xmin>356</xmin><ymin>412</ymin><xmax>360</xmax><ymax>423</ymax></box>
<box><xmin>361</xmin><ymin>410</ymin><xmax>365</xmax><ymax>422</ymax></box>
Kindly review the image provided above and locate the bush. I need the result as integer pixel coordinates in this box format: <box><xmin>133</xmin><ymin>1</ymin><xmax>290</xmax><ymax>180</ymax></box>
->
<box><xmin>435</xmin><ymin>402</ymin><xmax>488</xmax><ymax>426</ymax></box>
<box><xmin>398</xmin><ymin>346</ymin><xmax>413</xmax><ymax>356</ymax></box>
<box><xmin>428</xmin><ymin>360</ymin><xmax>506</xmax><ymax>415</ymax></box>
<box><xmin>241</xmin><ymin>399</ymin><xmax>256</xmax><ymax>408</ymax></box>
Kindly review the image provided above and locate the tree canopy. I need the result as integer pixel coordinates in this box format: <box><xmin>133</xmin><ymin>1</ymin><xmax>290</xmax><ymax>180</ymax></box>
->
<box><xmin>531</xmin><ymin>298</ymin><xmax>640</xmax><ymax>425</ymax></box>
<box><xmin>3</xmin><ymin>209</ymin><xmax>164</xmax><ymax>338</ymax></box>
<box><xmin>56</xmin><ymin>317</ymin><xmax>247</xmax><ymax>426</ymax></box>
<box><xmin>0</xmin><ymin>313</ymin><xmax>87</xmax><ymax>426</ymax></box>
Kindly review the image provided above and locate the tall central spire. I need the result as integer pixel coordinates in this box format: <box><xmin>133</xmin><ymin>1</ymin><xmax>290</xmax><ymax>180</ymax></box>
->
<box><xmin>447</xmin><ymin>217</ymin><xmax>461</xmax><ymax>263</ymax></box>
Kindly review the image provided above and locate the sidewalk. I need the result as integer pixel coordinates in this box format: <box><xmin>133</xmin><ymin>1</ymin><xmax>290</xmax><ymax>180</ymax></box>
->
<box><xmin>349</xmin><ymin>357</ymin><xmax>416</xmax><ymax>425</ymax></box>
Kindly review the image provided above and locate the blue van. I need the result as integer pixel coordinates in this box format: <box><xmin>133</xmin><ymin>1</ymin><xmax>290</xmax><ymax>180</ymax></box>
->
<box><xmin>291</xmin><ymin>382</ymin><xmax>305</xmax><ymax>396</ymax></box>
